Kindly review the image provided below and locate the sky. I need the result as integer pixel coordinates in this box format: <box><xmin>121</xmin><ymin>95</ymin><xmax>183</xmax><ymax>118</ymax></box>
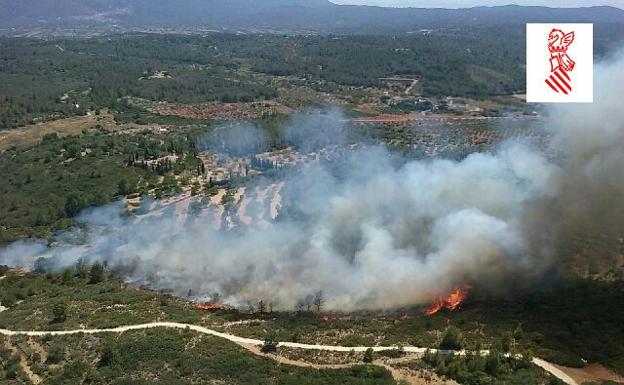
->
<box><xmin>331</xmin><ymin>0</ymin><xmax>624</xmax><ymax>8</ymax></box>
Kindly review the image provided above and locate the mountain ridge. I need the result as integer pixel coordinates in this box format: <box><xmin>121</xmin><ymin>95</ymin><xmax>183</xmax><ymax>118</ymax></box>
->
<box><xmin>1</xmin><ymin>1</ymin><xmax>623</xmax><ymax>32</ymax></box>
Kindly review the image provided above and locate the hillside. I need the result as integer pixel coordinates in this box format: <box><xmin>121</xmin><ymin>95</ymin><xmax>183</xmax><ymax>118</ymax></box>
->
<box><xmin>1</xmin><ymin>267</ymin><xmax>624</xmax><ymax>381</ymax></box>
<box><xmin>1</xmin><ymin>1</ymin><xmax>624</xmax><ymax>32</ymax></box>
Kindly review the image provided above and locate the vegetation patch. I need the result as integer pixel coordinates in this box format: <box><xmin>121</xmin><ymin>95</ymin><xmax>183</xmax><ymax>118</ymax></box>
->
<box><xmin>4</xmin><ymin>329</ymin><xmax>396</xmax><ymax>385</ymax></box>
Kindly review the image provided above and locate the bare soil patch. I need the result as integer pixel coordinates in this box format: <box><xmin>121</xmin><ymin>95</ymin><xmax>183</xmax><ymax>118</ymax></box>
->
<box><xmin>556</xmin><ymin>363</ymin><xmax>624</xmax><ymax>385</ymax></box>
<box><xmin>4</xmin><ymin>339</ymin><xmax>43</xmax><ymax>384</ymax></box>
<box><xmin>0</xmin><ymin>113</ymin><xmax>141</xmax><ymax>150</ymax></box>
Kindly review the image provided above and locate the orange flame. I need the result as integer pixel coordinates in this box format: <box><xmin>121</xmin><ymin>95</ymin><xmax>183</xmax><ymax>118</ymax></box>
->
<box><xmin>195</xmin><ymin>302</ymin><xmax>229</xmax><ymax>311</ymax></box>
<box><xmin>424</xmin><ymin>287</ymin><xmax>468</xmax><ymax>316</ymax></box>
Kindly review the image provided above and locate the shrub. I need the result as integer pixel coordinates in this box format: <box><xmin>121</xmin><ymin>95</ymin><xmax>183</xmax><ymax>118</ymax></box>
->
<box><xmin>46</xmin><ymin>343</ymin><xmax>65</xmax><ymax>364</ymax></box>
<box><xmin>88</xmin><ymin>263</ymin><xmax>105</xmax><ymax>284</ymax></box>
<box><xmin>440</xmin><ymin>326</ymin><xmax>463</xmax><ymax>351</ymax></box>
<box><xmin>260</xmin><ymin>337</ymin><xmax>278</xmax><ymax>354</ymax></box>
<box><xmin>99</xmin><ymin>343</ymin><xmax>116</xmax><ymax>367</ymax></box>
<box><xmin>378</xmin><ymin>348</ymin><xmax>405</xmax><ymax>359</ymax></box>
<box><xmin>363</xmin><ymin>348</ymin><xmax>374</xmax><ymax>363</ymax></box>
<box><xmin>52</xmin><ymin>302</ymin><xmax>67</xmax><ymax>323</ymax></box>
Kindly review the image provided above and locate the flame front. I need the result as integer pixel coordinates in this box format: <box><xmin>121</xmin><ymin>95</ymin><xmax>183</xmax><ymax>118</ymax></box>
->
<box><xmin>195</xmin><ymin>302</ymin><xmax>228</xmax><ymax>311</ymax></box>
<box><xmin>424</xmin><ymin>287</ymin><xmax>468</xmax><ymax>316</ymax></box>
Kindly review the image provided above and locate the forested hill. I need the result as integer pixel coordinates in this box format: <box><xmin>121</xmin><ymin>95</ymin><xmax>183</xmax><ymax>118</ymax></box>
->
<box><xmin>1</xmin><ymin>1</ymin><xmax>624</xmax><ymax>32</ymax></box>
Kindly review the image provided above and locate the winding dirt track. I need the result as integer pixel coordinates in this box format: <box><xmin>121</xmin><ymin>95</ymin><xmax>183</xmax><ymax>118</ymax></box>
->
<box><xmin>0</xmin><ymin>322</ymin><xmax>577</xmax><ymax>385</ymax></box>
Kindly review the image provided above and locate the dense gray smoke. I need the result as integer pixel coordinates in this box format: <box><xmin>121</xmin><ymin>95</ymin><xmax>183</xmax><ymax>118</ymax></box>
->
<box><xmin>1</xmin><ymin>57</ymin><xmax>623</xmax><ymax>311</ymax></box>
<box><xmin>541</xmin><ymin>58</ymin><xmax>624</xmax><ymax>241</ymax></box>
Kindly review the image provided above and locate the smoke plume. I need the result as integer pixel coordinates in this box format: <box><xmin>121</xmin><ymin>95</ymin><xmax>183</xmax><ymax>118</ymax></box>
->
<box><xmin>1</xmin><ymin>57</ymin><xmax>623</xmax><ymax>311</ymax></box>
<box><xmin>197</xmin><ymin>121</ymin><xmax>269</xmax><ymax>157</ymax></box>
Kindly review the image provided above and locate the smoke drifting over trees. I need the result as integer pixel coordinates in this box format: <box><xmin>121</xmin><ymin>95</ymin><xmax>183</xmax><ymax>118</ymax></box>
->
<box><xmin>2</xmin><ymin>57</ymin><xmax>624</xmax><ymax>311</ymax></box>
<box><xmin>198</xmin><ymin>121</ymin><xmax>269</xmax><ymax>157</ymax></box>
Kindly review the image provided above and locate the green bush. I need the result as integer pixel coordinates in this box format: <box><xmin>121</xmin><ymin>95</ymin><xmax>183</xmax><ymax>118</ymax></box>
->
<box><xmin>363</xmin><ymin>348</ymin><xmax>374</xmax><ymax>363</ymax></box>
<box><xmin>260</xmin><ymin>337</ymin><xmax>278</xmax><ymax>354</ymax></box>
<box><xmin>51</xmin><ymin>302</ymin><xmax>67</xmax><ymax>323</ymax></box>
<box><xmin>88</xmin><ymin>263</ymin><xmax>105</xmax><ymax>284</ymax></box>
<box><xmin>378</xmin><ymin>348</ymin><xmax>405</xmax><ymax>359</ymax></box>
<box><xmin>440</xmin><ymin>326</ymin><xmax>463</xmax><ymax>351</ymax></box>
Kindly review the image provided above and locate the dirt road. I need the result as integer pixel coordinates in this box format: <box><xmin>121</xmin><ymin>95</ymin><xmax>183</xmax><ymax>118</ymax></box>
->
<box><xmin>0</xmin><ymin>321</ymin><xmax>577</xmax><ymax>385</ymax></box>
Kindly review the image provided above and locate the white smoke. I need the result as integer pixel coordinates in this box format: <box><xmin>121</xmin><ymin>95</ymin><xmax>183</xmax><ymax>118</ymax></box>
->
<box><xmin>198</xmin><ymin>120</ymin><xmax>269</xmax><ymax>157</ymax></box>
<box><xmin>1</xmin><ymin>56</ymin><xmax>623</xmax><ymax>311</ymax></box>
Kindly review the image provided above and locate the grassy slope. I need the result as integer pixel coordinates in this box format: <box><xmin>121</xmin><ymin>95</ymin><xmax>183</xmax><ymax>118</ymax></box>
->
<box><xmin>1</xmin><ymin>271</ymin><xmax>623</xmax><ymax>375</ymax></box>
<box><xmin>0</xmin><ymin>272</ymin><xmax>204</xmax><ymax>330</ymax></box>
<box><xmin>217</xmin><ymin>280</ymin><xmax>624</xmax><ymax>375</ymax></box>
<box><xmin>0</xmin><ymin>329</ymin><xmax>395</xmax><ymax>385</ymax></box>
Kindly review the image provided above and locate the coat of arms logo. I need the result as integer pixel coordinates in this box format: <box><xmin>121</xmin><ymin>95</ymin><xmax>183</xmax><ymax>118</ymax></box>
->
<box><xmin>545</xmin><ymin>29</ymin><xmax>575</xmax><ymax>95</ymax></box>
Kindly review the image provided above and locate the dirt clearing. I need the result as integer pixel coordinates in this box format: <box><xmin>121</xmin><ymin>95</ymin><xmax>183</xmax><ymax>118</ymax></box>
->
<box><xmin>0</xmin><ymin>113</ymin><xmax>139</xmax><ymax>150</ymax></box>
<box><xmin>556</xmin><ymin>363</ymin><xmax>624</xmax><ymax>385</ymax></box>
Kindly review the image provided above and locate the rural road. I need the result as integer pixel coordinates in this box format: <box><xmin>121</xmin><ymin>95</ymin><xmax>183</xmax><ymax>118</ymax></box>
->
<box><xmin>0</xmin><ymin>321</ymin><xmax>578</xmax><ymax>385</ymax></box>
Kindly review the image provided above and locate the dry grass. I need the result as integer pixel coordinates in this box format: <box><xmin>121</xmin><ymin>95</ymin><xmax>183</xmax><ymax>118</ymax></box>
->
<box><xmin>0</xmin><ymin>113</ymin><xmax>142</xmax><ymax>150</ymax></box>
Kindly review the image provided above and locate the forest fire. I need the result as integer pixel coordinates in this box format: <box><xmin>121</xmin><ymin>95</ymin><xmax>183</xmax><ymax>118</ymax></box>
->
<box><xmin>424</xmin><ymin>287</ymin><xmax>469</xmax><ymax>316</ymax></box>
<box><xmin>195</xmin><ymin>302</ymin><xmax>229</xmax><ymax>311</ymax></box>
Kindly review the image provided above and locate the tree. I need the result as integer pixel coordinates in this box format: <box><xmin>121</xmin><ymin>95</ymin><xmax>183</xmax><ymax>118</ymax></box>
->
<box><xmin>61</xmin><ymin>268</ymin><xmax>74</xmax><ymax>284</ymax></box>
<box><xmin>64</xmin><ymin>193</ymin><xmax>83</xmax><ymax>217</ymax></box>
<box><xmin>74</xmin><ymin>258</ymin><xmax>88</xmax><ymax>279</ymax></box>
<box><xmin>363</xmin><ymin>348</ymin><xmax>375</xmax><ymax>363</ymax></box>
<box><xmin>33</xmin><ymin>257</ymin><xmax>52</xmax><ymax>273</ymax></box>
<box><xmin>501</xmin><ymin>333</ymin><xmax>513</xmax><ymax>353</ymax></box>
<box><xmin>440</xmin><ymin>326</ymin><xmax>463</xmax><ymax>350</ymax></box>
<box><xmin>117</xmin><ymin>178</ymin><xmax>131</xmax><ymax>196</ymax></box>
<box><xmin>89</xmin><ymin>263</ymin><xmax>105</xmax><ymax>284</ymax></box>
<box><xmin>52</xmin><ymin>302</ymin><xmax>67</xmax><ymax>323</ymax></box>
<box><xmin>485</xmin><ymin>350</ymin><xmax>502</xmax><ymax>376</ymax></box>
<box><xmin>295</xmin><ymin>300</ymin><xmax>305</xmax><ymax>313</ymax></box>
<box><xmin>46</xmin><ymin>343</ymin><xmax>64</xmax><ymax>364</ymax></box>
<box><xmin>34</xmin><ymin>211</ymin><xmax>46</xmax><ymax>226</ymax></box>
<box><xmin>65</xmin><ymin>144</ymin><xmax>81</xmax><ymax>158</ymax></box>
<box><xmin>517</xmin><ymin>349</ymin><xmax>534</xmax><ymax>370</ymax></box>
<box><xmin>1</xmin><ymin>292</ymin><xmax>17</xmax><ymax>308</ymax></box>
<box><xmin>99</xmin><ymin>342</ymin><xmax>116</xmax><ymax>367</ymax></box>
<box><xmin>260</xmin><ymin>336</ymin><xmax>278</xmax><ymax>353</ymax></box>
<box><xmin>313</xmin><ymin>290</ymin><xmax>324</xmax><ymax>313</ymax></box>
<box><xmin>258</xmin><ymin>300</ymin><xmax>266</xmax><ymax>314</ymax></box>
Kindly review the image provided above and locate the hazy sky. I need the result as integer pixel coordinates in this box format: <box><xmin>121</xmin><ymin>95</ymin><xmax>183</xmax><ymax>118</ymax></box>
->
<box><xmin>331</xmin><ymin>1</ymin><xmax>624</xmax><ymax>8</ymax></box>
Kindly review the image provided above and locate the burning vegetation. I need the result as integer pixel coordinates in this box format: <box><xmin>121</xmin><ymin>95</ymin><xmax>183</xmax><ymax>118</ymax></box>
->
<box><xmin>424</xmin><ymin>287</ymin><xmax>469</xmax><ymax>316</ymax></box>
<box><xmin>194</xmin><ymin>302</ymin><xmax>229</xmax><ymax>311</ymax></box>
<box><xmin>2</xmin><ymin>58</ymin><xmax>624</xmax><ymax>313</ymax></box>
